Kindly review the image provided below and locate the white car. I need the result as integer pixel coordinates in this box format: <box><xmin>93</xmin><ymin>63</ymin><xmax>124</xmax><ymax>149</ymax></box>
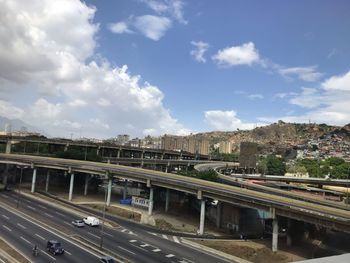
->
<box><xmin>83</xmin><ymin>216</ymin><xmax>100</xmax><ymax>226</ymax></box>
<box><xmin>72</xmin><ymin>219</ymin><xmax>85</xmax><ymax>227</ymax></box>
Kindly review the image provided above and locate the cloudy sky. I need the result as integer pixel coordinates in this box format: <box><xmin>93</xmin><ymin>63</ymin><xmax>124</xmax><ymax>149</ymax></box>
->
<box><xmin>0</xmin><ymin>0</ymin><xmax>349</xmax><ymax>139</ymax></box>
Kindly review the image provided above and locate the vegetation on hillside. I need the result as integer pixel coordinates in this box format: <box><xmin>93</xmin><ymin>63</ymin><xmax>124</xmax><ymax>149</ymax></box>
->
<box><xmin>177</xmin><ymin>169</ymin><xmax>218</xmax><ymax>182</ymax></box>
<box><xmin>257</xmin><ymin>155</ymin><xmax>286</xmax><ymax>175</ymax></box>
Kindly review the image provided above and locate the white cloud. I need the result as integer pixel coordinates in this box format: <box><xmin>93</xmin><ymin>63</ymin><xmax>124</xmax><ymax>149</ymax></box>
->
<box><xmin>247</xmin><ymin>94</ymin><xmax>264</xmax><ymax>100</ymax></box>
<box><xmin>322</xmin><ymin>71</ymin><xmax>350</xmax><ymax>91</ymax></box>
<box><xmin>260</xmin><ymin>70</ymin><xmax>350</xmax><ymax>126</ymax></box>
<box><xmin>133</xmin><ymin>15</ymin><xmax>172</xmax><ymax>41</ymax></box>
<box><xmin>140</xmin><ymin>0</ymin><xmax>187</xmax><ymax>24</ymax></box>
<box><xmin>108</xmin><ymin>22</ymin><xmax>133</xmax><ymax>34</ymax></box>
<box><xmin>212</xmin><ymin>42</ymin><xmax>260</xmax><ymax>67</ymax></box>
<box><xmin>0</xmin><ymin>0</ymin><xmax>189</xmax><ymax>138</ymax></box>
<box><xmin>204</xmin><ymin>110</ymin><xmax>262</xmax><ymax>131</ymax></box>
<box><xmin>190</xmin><ymin>41</ymin><xmax>209</xmax><ymax>63</ymax></box>
<box><xmin>278</xmin><ymin>66</ymin><xmax>323</xmax><ymax>82</ymax></box>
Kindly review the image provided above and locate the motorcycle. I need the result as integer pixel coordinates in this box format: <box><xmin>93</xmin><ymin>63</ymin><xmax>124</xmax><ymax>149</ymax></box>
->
<box><xmin>32</xmin><ymin>247</ymin><xmax>39</xmax><ymax>256</ymax></box>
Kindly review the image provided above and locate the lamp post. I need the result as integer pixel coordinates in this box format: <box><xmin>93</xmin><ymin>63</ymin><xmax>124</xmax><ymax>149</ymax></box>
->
<box><xmin>17</xmin><ymin>165</ymin><xmax>27</xmax><ymax>208</ymax></box>
<box><xmin>99</xmin><ymin>183</ymin><xmax>107</xmax><ymax>250</ymax></box>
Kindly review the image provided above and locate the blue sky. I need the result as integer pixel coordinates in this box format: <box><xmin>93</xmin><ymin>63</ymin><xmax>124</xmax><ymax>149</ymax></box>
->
<box><xmin>0</xmin><ymin>0</ymin><xmax>349</xmax><ymax>138</ymax></box>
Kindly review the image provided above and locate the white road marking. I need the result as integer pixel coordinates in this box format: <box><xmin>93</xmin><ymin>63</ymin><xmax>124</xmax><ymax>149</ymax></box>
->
<box><xmin>2</xmin><ymin>215</ymin><xmax>9</xmax><ymax>220</ymax></box>
<box><xmin>17</xmin><ymin>223</ymin><xmax>26</xmax><ymax>229</ymax></box>
<box><xmin>102</xmin><ymin>232</ymin><xmax>113</xmax><ymax>237</ymax></box>
<box><xmin>118</xmin><ymin>246</ymin><xmax>136</xmax><ymax>255</ymax></box>
<box><xmin>27</xmin><ymin>205</ymin><xmax>36</xmax><ymax>210</ymax></box>
<box><xmin>20</xmin><ymin>236</ymin><xmax>31</xmax><ymax>244</ymax></box>
<box><xmin>129</xmin><ymin>231</ymin><xmax>135</xmax><ymax>235</ymax></box>
<box><xmin>44</xmin><ymin>212</ymin><xmax>53</xmax><ymax>218</ymax></box>
<box><xmin>149</xmin><ymin>232</ymin><xmax>157</xmax><ymax>236</ymax></box>
<box><xmin>152</xmin><ymin>248</ymin><xmax>161</xmax><ymax>252</ymax></box>
<box><xmin>181</xmin><ymin>258</ymin><xmax>195</xmax><ymax>263</ymax></box>
<box><xmin>121</xmin><ymin>229</ymin><xmax>127</xmax><ymax>232</ymax></box>
<box><xmin>63</xmin><ymin>221</ymin><xmax>72</xmax><ymax>226</ymax></box>
<box><xmin>87</xmin><ymin>232</ymin><xmax>101</xmax><ymax>239</ymax></box>
<box><xmin>162</xmin><ymin>234</ymin><xmax>168</xmax><ymax>239</ymax></box>
<box><xmin>40</xmin><ymin>249</ymin><xmax>56</xmax><ymax>261</ymax></box>
<box><xmin>1</xmin><ymin>194</ymin><xmax>9</xmax><ymax>199</ymax></box>
<box><xmin>165</xmin><ymin>254</ymin><xmax>175</xmax><ymax>258</ymax></box>
<box><xmin>129</xmin><ymin>239</ymin><xmax>137</xmax><ymax>243</ymax></box>
<box><xmin>55</xmin><ymin>211</ymin><xmax>66</xmax><ymax>217</ymax></box>
<box><xmin>38</xmin><ymin>205</ymin><xmax>47</xmax><ymax>210</ymax></box>
<box><xmin>35</xmin><ymin>233</ymin><xmax>45</xmax><ymax>240</ymax></box>
<box><xmin>65</xmin><ymin>250</ymin><xmax>72</xmax><ymax>255</ymax></box>
<box><xmin>140</xmin><ymin>243</ymin><xmax>150</xmax><ymax>247</ymax></box>
<box><xmin>2</xmin><ymin>225</ymin><xmax>12</xmax><ymax>232</ymax></box>
<box><xmin>173</xmin><ymin>236</ymin><xmax>180</xmax><ymax>243</ymax></box>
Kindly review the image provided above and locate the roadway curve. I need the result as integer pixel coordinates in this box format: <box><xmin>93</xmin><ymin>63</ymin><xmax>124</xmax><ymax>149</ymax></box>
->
<box><xmin>1</xmin><ymin>154</ymin><xmax>350</xmax><ymax>233</ymax></box>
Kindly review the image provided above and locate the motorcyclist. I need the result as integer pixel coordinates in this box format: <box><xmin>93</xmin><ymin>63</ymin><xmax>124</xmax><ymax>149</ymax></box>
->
<box><xmin>32</xmin><ymin>244</ymin><xmax>38</xmax><ymax>256</ymax></box>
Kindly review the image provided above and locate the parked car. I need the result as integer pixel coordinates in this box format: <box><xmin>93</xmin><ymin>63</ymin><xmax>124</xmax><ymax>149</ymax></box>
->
<box><xmin>83</xmin><ymin>216</ymin><xmax>100</xmax><ymax>226</ymax></box>
<box><xmin>99</xmin><ymin>256</ymin><xmax>115</xmax><ymax>263</ymax></box>
<box><xmin>72</xmin><ymin>219</ymin><xmax>85</xmax><ymax>227</ymax></box>
<box><xmin>46</xmin><ymin>240</ymin><xmax>64</xmax><ymax>255</ymax></box>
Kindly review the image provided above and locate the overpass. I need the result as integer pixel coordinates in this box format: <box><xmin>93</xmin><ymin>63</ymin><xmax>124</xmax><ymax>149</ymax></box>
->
<box><xmin>1</xmin><ymin>153</ymin><xmax>350</xmax><ymax>253</ymax></box>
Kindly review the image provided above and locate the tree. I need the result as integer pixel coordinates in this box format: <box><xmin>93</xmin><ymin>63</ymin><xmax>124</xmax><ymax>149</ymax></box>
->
<box><xmin>258</xmin><ymin>155</ymin><xmax>286</xmax><ymax>175</ymax></box>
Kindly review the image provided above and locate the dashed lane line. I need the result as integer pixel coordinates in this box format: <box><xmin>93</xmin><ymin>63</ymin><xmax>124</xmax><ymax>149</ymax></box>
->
<box><xmin>165</xmin><ymin>254</ymin><xmax>175</xmax><ymax>258</ymax></box>
<box><xmin>38</xmin><ymin>204</ymin><xmax>47</xmax><ymax>210</ymax></box>
<box><xmin>20</xmin><ymin>236</ymin><xmax>31</xmax><ymax>244</ymax></box>
<box><xmin>87</xmin><ymin>232</ymin><xmax>101</xmax><ymax>239</ymax></box>
<box><xmin>55</xmin><ymin>211</ymin><xmax>66</xmax><ymax>217</ymax></box>
<box><xmin>2</xmin><ymin>225</ymin><xmax>12</xmax><ymax>232</ymax></box>
<box><xmin>63</xmin><ymin>221</ymin><xmax>72</xmax><ymax>226</ymax></box>
<box><xmin>40</xmin><ymin>249</ymin><xmax>56</xmax><ymax>261</ymax></box>
<box><xmin>152</xmin><ymin>248</ymin><xmax>161</xmax><ymax>252</ymax></box>
<box><xmin>162</xmin><ymin>234</ymin><xmax>168</xmax><ymax>239</ymax></box>
<box><xmin>101</xmin><ymin>231</ymin><xmax>113</xmax><ymax>238</ymax></box>
<box><xmin>65</xmin><ymin>250</ymin><xmax>72</xmax><ymax>255</ymax></box>
<box><xmin>1</xmin><ymin>215</ymin><xmax>9</xmax><ymax>220</ymax></box>
<box><xmin>27</xmin><ymin>205</ymin><xmax>36</xmax><ymax>210</ymax></box>
<box><xmin>35</xmin><ymin>233</ymin><xmax>45</xmax><ymax>240</ymax></box>
<box><xmin>44</xmin><ymin>212</ymin><xmax>53</xmax><ymax>218</ymax></box>
<box><xmin>121</xmin><ymin>229</ymin><xmax>127</xmax><ymax>232</ymax></box>
<box><xmin>118</xmin><ymin>246</ymin><xmax>136</xmax><ymax>255</ymax></box>
<box><xmin>17</xmin><ymin>223</ymin><xmax>26</xmax><ymax>229</ymax></box>
<box><xmin>140</xmin><ymin>243</ymin><xmax>150</xmax><ymax>248</ymax></box>
<box><xmin>129</xmin><ymin>239</ymin><xmax>137</xmax><ymax>243</ymax></box>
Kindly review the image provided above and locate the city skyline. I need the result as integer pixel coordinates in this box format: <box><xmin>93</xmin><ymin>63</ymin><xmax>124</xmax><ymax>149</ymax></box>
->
<box><xmin>0</xmin><ymin>0</ymin><xmax>349</xmax><ymax>139</ymax></box>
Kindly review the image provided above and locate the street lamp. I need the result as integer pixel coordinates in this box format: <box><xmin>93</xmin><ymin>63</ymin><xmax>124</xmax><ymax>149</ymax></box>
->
<box><xmin>16</xmin><ymin>165</ymin><xmax>27</xmax><ymax>208</ymax></box>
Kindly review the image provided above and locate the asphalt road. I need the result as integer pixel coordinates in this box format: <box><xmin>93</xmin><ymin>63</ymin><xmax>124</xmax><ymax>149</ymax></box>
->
<box><xmin>0</xmin><ymin>191</ymin><xmax>231</xmax><ymax>263</ymax></box>
<box><xmin>0</xmin><ymin>205</ymin><xmax>99</xmax><ymax>262</ymax></box>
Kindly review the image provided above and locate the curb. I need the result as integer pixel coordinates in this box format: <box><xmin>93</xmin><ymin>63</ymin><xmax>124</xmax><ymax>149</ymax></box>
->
<box><xmin>0</xmin><ymin>236</ymin><xmax>31</xmax><ymax>263</ymax></box>
<box><xmin>182</xmin><ymin>238</ymin><xmax>252</xmax><ymax>263</ymax></box>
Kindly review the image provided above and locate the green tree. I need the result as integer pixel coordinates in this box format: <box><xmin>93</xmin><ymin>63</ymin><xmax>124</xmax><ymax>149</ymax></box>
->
<box><xmin>258</xmin><ymin>155</ymin><xmax>286</xmax><ymax>175</ymax></box>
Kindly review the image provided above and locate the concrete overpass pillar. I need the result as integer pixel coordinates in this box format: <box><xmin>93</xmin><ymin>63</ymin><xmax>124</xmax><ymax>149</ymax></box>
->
<box><xmin>45</xmin><ymin>170</ymin><xmax>50</xmax><ymax>192</ymax></box>
<box><xmin>106</xmin><ymin>178</ymin><xmax>112</xmax><ymax>206</ymax></box>
<box><xmin>68</xmin><ymin>173</ymin><xmax>75</xmax><ymax>201</ymax></box>
<box><xmin>31</xmin><ymin>168</ymin><xmax>37</xmax><ymax>193</ymax></box>
<box><xmin>123</xmin><ymin>180</ymin><xmax>128</xmax><ymax>199</ymax></box>
<box><xmin>165</xmin><ymin>188</ymin><xmax>170</xmax><ymax>212</ymax></box>
<box><xmin>286</xmin><ymin>218</ymin><xmax>292</xmax><ymax>247</ymax></box>
<box><xmin>216</xmin><ymin>201</ymin><xmax>222</xmax><ymax>228</ymax></box>
<box><xmin>148</xmin><ymin>187</ymin><xmax>154</xmax><ymax>216</ymax></box>
<box><xmin>199</xmin><ymin>199</ymin><xmax>206</xmax><ymax>235</ymax></box>
<box><xmin>117</xmin><ymin>148</ymin><xmax>121</xmax><ymax>158</ymax></box>
<box><xmin>271</xmin><ymin>208</ymin><xmax>278</xmax><ymax>252</ymax></box>
<box><xmin>5</xmin><ymin>141</ymin><xmax>11</xmax><ymax>154</ymax></box>
<box><xmin>84</xmin><ymin>175</ymin><xmax>90</xmax><ymax>196</ymax></box>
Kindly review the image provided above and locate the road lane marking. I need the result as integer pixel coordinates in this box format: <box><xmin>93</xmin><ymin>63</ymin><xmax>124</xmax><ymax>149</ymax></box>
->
<box><xmin>55</xmin><ymin>211</ymin><xmax>66</xmax><ymax>217</ymax></box>
<box><xmin>173</xmin><ymin>236</ymin><xmax>180</xmax><ymax>243</ymax></box>
<box><xmin>1</xmin><ymin>215</ymin><xmax>9</xmax><ymax>220</ymax></box>
<box><xmin>35</xmin><ymin>233</ymin><xmax>45</xmax><ymax>240</ymax></box>
<box><xmin>44</xmin><ymin>212</ymin><xmax>53</xmax><ymax>218</ymax></box>
<box><xmin>130</xmin><ymin>243</ymin><xmax>148</xmax><ymax>252</ymax></box>
<box><xmin>38</xmin><ymin>204</ymin><xmax>47</xmax><ymax>210</ymax></box>
<box><xmin>65</xmin><ymin>250</ymin><xmax>72</xmax><ymax>255</ymax></box>
<box><xmin>140</xmin><ymin>243</ymin><xmax>150</xmax><ymax>247</ymax></box>
<box><xmin>118</xmin><ymin>246</ymin><xmax>136</xmax><ymax>255</ymax></box>
<box><xmin>129</xmin><ymin>231</ymin><xmax>135</xmax><ymax>235</ymax></box>
<box><xmin>87</xmin><ymin>232</ymin><xmax>101</xmax><ymax>239</ymax></box>
<box><xmin>152</xmin><ymin>248</ymin><xmax>161</xmax><ymax>252</ymax></box>
<box><xmin>181</xmin><ymin>258</ymin><xmax>195</xmax><ymax>263</ymax></box>
<box><xmin>129</xmin><ymin>239</ymin><xmax>137</xmax><ymax>243</ymax></box>
<box><xmin>17</xmin><ymin>223</ymin><xmax>26</xmax><ymax>229</ymax></box>
<box><xmin>63</xmin><ymin>221</ymin><xmax>72</xmax><ymax>226</ymax></box>
<box><xmin>25</xmin><ymin>200</ymin><xmax>32</xmax><ymax>204</ymax></box>
<box><xmin>165</xmin><ymin>254</ymin><xmax>175</xmax><ymax>258</ymax></box>
<box><xmin>27</xmin><ymin>205</ymin><xmax>36</xmax><ymax>210</ymax></box>
<box><xmin>2</xmin><ymin>225</ymin><xmax>12</xmax><ymax>232</ymax></box>
<box><xmin>102</xmin><ymin>232</ymin><xmax>113</xmax><ymax>238</ymax></box>
<box><xmin>162</xmin><ymin>234</ymin><xmax>168</xmax><ymax>239</ymax></box>
<box><xmin>40</xmin><ymin>249</ymin><xmax>56</xmax><ymax>261</ymax></box>
<box><xmin>1</xmin><ymin>194</ymin><xmax>9</xmax><ymax>199</ymax></box>
<box><xmin>20</xmin><ymin>236</ymin><xmax>31</xmax><ymax>244</ymax></box>
<box><xmin>121</xmin><ymin>229</ymin><xmax>127</xmax><ymax>232</ymax></box>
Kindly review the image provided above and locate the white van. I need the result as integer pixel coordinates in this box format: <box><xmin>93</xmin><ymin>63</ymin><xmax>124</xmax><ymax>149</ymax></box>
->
<box><xmin>83</xmin><ymin>216</ymin><xmax>100</xmax><ymax>226</ymax></box>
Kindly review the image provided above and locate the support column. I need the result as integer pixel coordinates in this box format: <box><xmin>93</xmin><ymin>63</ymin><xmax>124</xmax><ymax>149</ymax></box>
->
<box><xmin>216</xmin><ymin>201</ymin><xmax>222</xmax><ymax>228</ymax></box>
<box><xmin>31</xmin><ymin>168</ymin><xmax>37</xmax><ymax>193</ymax></box>
<box><xmin>148</xmin><ymin>187</ymin><xmax>154</xmax><ymax>216</ymax></box>
<box><xmin>123</xmin><ymin>180</ymin><xmax>128</xmax><ymax>200</ymax></box>
<box><xmin>117</xmin><ymin>148</ymin><xmax>121</xmax><ymax>158</ymax></box>
<box><xmin>5</xmin><ymin>141</ymin><xmax>11</xmax><ymax>154</ymax></box>
<box><xmin>84</xmin><ymin>175</ymin><xmax>90</xmax><ymax>196</ymax></box>
<box><xmin>165</xmin><ymin>189</ymin><xmax>170</xmax><ymax>212</ymax></box>
<box><xmin>68</xmin><ymin>173</ymin><xmax>75</xmax><ymax>201</ymax></box>
<box><xmin>45</xmin><ymin>170</ymin><xmax>50</xmax><ymax>192</ymax></box>
<box><xmin>199</xmin><ymin>199</ymin><xmax>205</xmax><ymax>235</ymax></box>
<box><xmin>271</xmin><ymin>208</ymin><xmax>278</xmax><ymax>252</ymax></box>
<box><xmin>286</xmin><ymin>218</ymin><xmax>292</xmax><ymax>247</ymax></box>
<box><xmin>106</xmin><ymin>178</ymin><xmax>112</xmax><ymax>206</ymax></box>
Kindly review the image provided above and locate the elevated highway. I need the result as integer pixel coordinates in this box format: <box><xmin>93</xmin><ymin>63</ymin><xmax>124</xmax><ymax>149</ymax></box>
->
<box><xmin>1</xmin><ymin>154</ymin><xmax>350</xmax><ymax>235</ymax></box>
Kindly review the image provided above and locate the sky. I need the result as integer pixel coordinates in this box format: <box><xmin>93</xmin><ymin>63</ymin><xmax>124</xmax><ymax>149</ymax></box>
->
<box><xmin>0</xmin><ymin>0</ymin><xmax>349</xmax><ymax>139</ymax></box>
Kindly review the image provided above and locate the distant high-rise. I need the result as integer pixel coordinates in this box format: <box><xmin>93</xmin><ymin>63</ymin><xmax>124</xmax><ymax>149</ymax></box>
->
<box><xmin>219</xmin><ymin>141</ymin><xmax>232</xmax><ymax>154</ymax></box>
<box><xmin>161</xmin><ymin>134</ymin><xmax>209</xmax><ymax>155</ymax></box>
